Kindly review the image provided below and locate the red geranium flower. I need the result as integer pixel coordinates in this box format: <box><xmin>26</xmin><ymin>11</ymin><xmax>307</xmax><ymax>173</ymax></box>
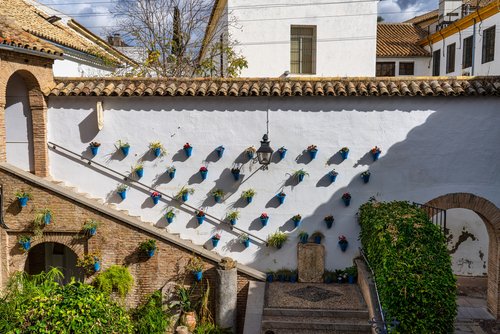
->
<box><xmin>184</xmin><ymin>143</ymin><xmax>192</xmax><ymax>149</ymax></box>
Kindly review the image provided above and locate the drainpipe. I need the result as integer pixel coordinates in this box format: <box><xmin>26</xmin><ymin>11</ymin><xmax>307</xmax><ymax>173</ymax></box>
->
<box><xmin>0</xmin><ymin>185</ymin><xmax>9</xmax><ymax>229</ymax></box>
<box><xmin>471</xmin><ymin>18</ymin><xmax>476</xmax><ymax>75</ymax></box>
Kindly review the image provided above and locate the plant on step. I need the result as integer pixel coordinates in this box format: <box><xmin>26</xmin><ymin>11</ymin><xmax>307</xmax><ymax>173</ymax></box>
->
<box><xmin>241</xmin><ymin>188</ymin><xmax>256</xmax><ymax>203</ymax></box>
<box><xmin>298</xmin><ymin>230</ymin><xmax>309</xmax><ymax>244</ymax></box>
<box><xmin>307</xmin><ymin>144</ymin><xmax>318</xmax><ymax>159</ymax></box>
<box><xmin>371</xmin><ymin>146</ymin><xmax>381</xmax><ymax>161</ymax></box>
<box><xmin>338</xmin><ymin>235</ymin><xmax>348</xmax><ymax>252</ymax></box>
<box><xmin>311</xmin><ymin>231</ymin><xmax>323</xmax><ymax>244</ymax></box>
<box><xmin>323</xmin><ymin>269</ymin><xmax>337</xmax><ymax>284</ymax></box>
<box><xmin>117</xmin><ymin>184</ymin><xmax>129</xmax><ymax>200</ymax></box>
<box><xmin>339</xmin><ymin>146</ymin><xmax>350</xmax><ymax>159</ymax></box>
<box><xmin>211</xmin><ymin>188</ymin><xmax>225</xmax><ymax>203</ymax></box>
<box><xmin>288</xmin><ymin>269</ymin><xmax>298</xmax><ymax>283</ymax></box>
<box><xmin>150</xmin><ymin>191</ymin><xmax>162</xmax><ymax>205</ymax></box>
<box><xmin>167</xmin><ymin>165</ymin><xmax>177</xmax><ymax>179</ymax></box>
<box><xmin>18</xmin><ymin>235</ymin><xmax>32</xmax><ymax>251</ymax></box>
<box><xmin>185</xmin><ymin>256</ymin><xmax>204</xmax><ymax>282</ymax></box>
<box><xmin>336</xmin><ymin>269</ymin><xmax>347</xmax><ymax>283</ymax></box>
<box><xmin>361</xmin><ymin>170</ymin><xmax>371</xmax><ymax>183</ymax></box>
<box><xmin>344</xmin><ymin>266</ymin><xmax>358</xmax><ymax>284</ymax></box>
<box><xmin>276</xmin><ymin>268</ymin><xmax>291</xmax><ymax>282</ymax></box>
<box><xmin>266</xmin><ymin>271</ymin><xmax>275</xmax><ymax>282</ymax></box>
<box><xmin>267</xmin><ymin>231</ymin><xmax>288</xmax><ymax>249</ymax></box>
<box><xmin>93</xmin><ymin>265</ymin><xmax>134</xmax><ymax>298</ymax></box>
<box><xmin>238</xmin><ymin>233</ymin><xmax>250</xmax><ymax>248</ymax></box>
<box><xmin>175</xmin><ymin>186</ymin><xmax>195</xmax><ymax>201</ymax></box>
<box><xmin>149</xmin><ymin>141</ymin><xmax>166</xmax><ymax>157</ymax></box>
<box><xmin>116</xmin><ymin>140</ymin><xmax>130</xmax><ymax>156</ymax></box>
<box><xmin>324</xmin><ymin>215</ymin><xmax>335</xmax><ymax>229</ymax></box>
<box><xmin>293</xmin><ymin>169</ymin><xmax>309</xmax><ymax>182</ymax></box>
<box><xmin>165</xmin><ymin>208</ymin><xmax>177</xmax><ymax>224</ymax></box>
<box><xmin>83</xmin><ymin>219</ymin><xmax>101</xmax><ymax>236</ymax></box>
<box><xmin>226</xmin><ymin>210</ymin><xmax>240</xmax><ymax>225</ymax></box>
<box><xmin>292</xmin><ymin>214</ymin><xmax>302</xmax><ymax>228</ymax></box>
<box><xmin>15</xmin><ymin>189</ymin><xmax>32</xmax><ymax>208</ymax></box>
<box><xmin>77</xmin><ymin>252</ymin><xmax>101</xmax><ymax>274</ymax></box>
<box><xmin>132</xmin><ymin>163</ymin><xmax>144</xmax><ymax>178</ymax></box>
<box><xmin>131</xmin><ymin>291</ymin><xmax>170</xmax><ymax>334</ymax></box>
<box><xmin>195</xmin><ymin>209</ymin><xmax>206</xmax><ymax>224</ymax></box>
<box><xmin>139</xmin><ymin>239</ymin><xmax>157</xmax><ymax>258</ymax></box>
<box><xmin>245</xmin><ymin>146</ymin><xmax>256</xmax><ymax>159</ymax></box>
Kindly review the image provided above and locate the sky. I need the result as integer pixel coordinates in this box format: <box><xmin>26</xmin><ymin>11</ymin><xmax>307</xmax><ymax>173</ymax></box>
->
<box><xmin>39</xmin><ymin>0</ymin><xmax>439</xmax><ymax>38</ymax></box>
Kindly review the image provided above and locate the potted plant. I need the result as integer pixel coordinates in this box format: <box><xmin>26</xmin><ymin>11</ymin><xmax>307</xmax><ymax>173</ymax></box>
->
<box><xmin>211</xmin><ymin>233</ymin><xmax>221</xmax><ymax>247</ymax></box>
<box><xmin>175</xmin><ymin>186</ymin><xmax>195</xmax><ymax>202</ymax></box>
<box><xmin>89</xmin><ymin>141</ymin><xmax>101</xmax><ymax>156</ymax></box>
<box><xmin>336</xmin><ymin>269</ymin><xmax>346</xmax><ymax>283</ymax></box>
<box><xmin>340</xmin><ymin>147</ymin><xmax>349</xmax><ymax>160</ymax></box>
<box><xmin>139</xmin><ymin>239</ymin><xmax>157</xmax><ymax>258</ymax></box>
<box><xmin>323</xmin><ymin>270</ymin><xmax>336</xmax><ymax>284</ymax></box>
<box><xmin>149</xmin><ymin>141</ymin><xmax>165</xmax><ymax>157</ymax></box>
<box><xmin>307</xmin><ymin>145</ymin><xmax>318</xmax><ymax>159</ymax></box>
<box><xmin>227</xmin><ymin>210</ymin><xmax>240</xmax><ymax>226</ymax></box>
<box><xmin>260</xmin><ymin>213</ymin><xmax>269</xmax><ymax>226</ymax></box>
<box><xmin>183</xmin><ymin>143</ymin><xmax>193</xmax><ymax>157</ymax></box>
<box><xmin>215</xmin><ymin>145</ymin><xmax>225</xmax><ymax>158</ymax></box>
<box><xmin>34</xmin><ymin>208</ymin><xmax>54</xmax><ymax>226</ymax></box>
<box><xmin>195</xmin><ymin>210</ymin><xmax>206</xmax><ymax>224</ymax></box>
<box><xmin>186</xmin><ymin>256</ymin><xmax>204</xmax><ymax>282</ymax></box>
<box><xmin>150</xmin><ymin>191</ymin><xmax>162</xmax><ymax>205</ymax></box>
<box><xmin>361</xmin><ymin>170</ymin><xmax>371</xmax><ymax>183</ymax></box>
<box><xmin>289</xmin><ymin>269</ymin><xmax>298</xmax><ymax>283</ymax></box>
<box><xmin>312</xmin><ymin>231</ymin><xmax>323</xmax><ymax>244</ymax></box>
<box><xmin>293</xmin><ymin>169</ymin><xmax>309</xmax><ymax>182</ymax></box>
<box><xmin>342</xmin><ymin>192</ymin><xmax>351</xmax><ymax>206</ymax></box>
<box><xmin>117</xmin><ymin>140</ymin><xmax>130</xmax><ymax>156</ymax></box>
<box><xmin>266</xmin><ymin>271</ymin><xmax>274</xmax><ymax>282</ymax></box>
<box><xmin>165</xmin><ymin>208</ymin><xmax>176</xmax><ymax>224</ymax></box>
<box><xmin>83</xmin><ymin>219</ymin><xmax>100</xmax><ymax>236</ymax></box>
<box><xmin>231</xmin><ymin>167</ymin><xmax>241</xmax><ymax>181</ymax></box>
<box><xmin>211</xmin><ymin>189</ymin><xmax>224</xmax><ymax>203</ymax></box>
<box><xmin>338</xmin><ymin>235</ymin><xmax>348</xmax><ymax>252</ymax></box>
<box><xmin>132</xmin><ymin>163</ymin><xmax>144</xmax><ymax>179</ymax></box>
<box><xmin>278</xmin><ymin>146</ymin><xmax>287</xmax><ymax>159</ymax></box>
<box><xmin>15</xmin><ymin>190</ymin><xmax>32</xmax><ymax>208</ymax></box>
<box><xmin>199</xmin><ymin>166</ymin><xmax>208</xmax><ymax>180</ymax></box>
<box><xmin>267</xmin><ymin>231</ymin><xmax>288</xmax><ymax>249</ymax></box>
<box><xmin>167</xmin><ymin>166</ymin><xmax>176</xmax><ymax>179</ymax></box>
<box><xmin>245</xmin><ymin>146</ymin><xmax>256</xmax><ymax>159</ymax></box>
<box><xmin>345</xmin><ymin>266</ymin><xmax>358</xmax><ymax>284</ymax></box>
<box><xmin>371</xmin><ymin>146</ymin><xmax>381</xmax><ymax>161</ymax></box>
<box><xmin>18</xmin><ymin>235</ymin><xmax>31</xmax><ymax>251</ymax></box>
<box><xmin>292</xmin><ymin>214</ymin><xmax>302</xmax><ymax>228</ymax></box>
<box><xmin>176</xmin><ymin>286</ymin><xmax>197</xmax><ymax>331</ymax></box>
<box><xmin>329</xmin><ymin>169</ymin><xmax>339</xmax><ymax>183</ymax></box>
<box><xmin>239</xmin><ymin>233</ymin><xmax>250</xmax><ymax>248</ymax></box>
<box><xmin>276</xmin><ymin>191</ymin><xmax>286</xmax><ymax>204</ymax></box>
<box><xmin>276</xmin><ymin>269</ymin><xmax>289</xmax><ymax>282</ymax></box>
<box><xmin>298</xmin><ymin>230</ymin><xmax>309</xmax><ymax>244</ymax></box>
<box><xmin>241</xmin><ymin>189</ymin><xmax>256</xmax><ymax>203</ymax></box>
<box><xmin>117</xmin><ymin>184</ymin><xmax>128</xmax><ymax>200</ymax></box>
<box><xmin>324</xmin><ymin>215</ymin><xmax>335</xmax><ymax>229</ymax></box>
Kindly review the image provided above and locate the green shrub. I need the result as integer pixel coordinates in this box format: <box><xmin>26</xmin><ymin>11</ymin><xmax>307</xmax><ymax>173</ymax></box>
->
<box><xmin>131</xmin><ymin>291</ymin><xmax>170</xmax><ymax>334</ymax></box>
<box><xmin>194</xmin><ymin>322</ymin><xmax>232</xmax><ymax>334</ymax></box>
<box><xmin>93</xmin><ymin>265</ymin><xmax>134</xmax><ymax>298</ymax></box>
<box><xmin>358</xmin><ymin>201</ymin><xmax>456</xmax><ymax>333</ymax></box>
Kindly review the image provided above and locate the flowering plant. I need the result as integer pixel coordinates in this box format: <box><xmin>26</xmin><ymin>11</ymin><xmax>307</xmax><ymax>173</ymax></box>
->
<box><xmin>371</xmin><ymin>146</ymin><xmax>381</xmax><ymax>154</ymax></box>
<box><xmin>278</xmin><ymin>146</ymin><xmax>287</xmax><ymax>152</ymax></box>
<box><xmin>90</xmin><ymin>141</ymin><xmax>101</xmax><ymax>147</ymax></box>
<box><xmin>117</xmin><ymin>184</ymin><xmax>129</xmax><ymax>192</ymax></box>
<box><xmin>199</xmin><ymin>166</ymin><xmax>208</xmax><ymax>172</ymax></box>
<box><xmin>116</xmin><ymin>140</ymin><xmax>129</xmax><ymax>148</ymax></box>
<box><xmin>231</xmin><ymin>167</ymin><xmax>240</xmax><ymax>173</ymax></box>
<box><xmin>212</xmin><ymin>233</ymin><xmax>221</xmax><ymax>240</ymax></box>
<box><xmin>338</xmin><ymin>235</ymin><xmax>348</xmax><ymax>244</ymax></box>
<box><xmin>165</xmin><ymin>208</ymin><xmax>176</xmax><ymax>218</ymax></box>
<box><xmin>183</xmin><ymin>143</ymin><xmax>192</xmax><ymax>149</ymax></box>
<box><xmin>196</xmin><ymin>210</ymin><xmax>205</xmax><ymax>217</ymax></box>
<box><xmin>245</xmin><ymin>146</ymin><xmax>256</xmax><ymax>153</ymax></box>
<box><xmin>307</xmin><ymin>145</ymin><xmax>317</xmax><ymax>151</ymax></box>
<box><xmin>342</xmin><ymin>192</ymin><xmax>351</xmax><ymax>200</ymax></box>
<box><xmin>277</xmin><ymin>192</ymin><xmax>286</xmax><ymax>197</ymax></box>
<box><xmin>238</xmin><ymin>233</ymin><xmax>250</xmax><ymax>242</ymax></box>
<box><xmin>361</xmin><ymin>171</ymin><xmax>371</xmax><ymax>177</ymax></box>
<box><xmin>292</xmin><ymin>214</ymin><xmax>302</xmax><ymax>222</ymax></box>
<box><xmin>132</xmin><ymin>163</ymin><xmax>144</xmax><ymax>171</ymax></box>
<box><xmin>241</xmin><ymin>189</ymin><xmax>256</xmax><ymax>198</ymax></box>
<box><xmin>151</xmin><ymin>191</ymin><xmax>161</xmax><ymax>198</ymax></box>
<box><xmin>260</xmin><ymin>213</ymin><xmax>269</xmax><ymax>219</ymax></box>
<box><xmin>340</xmin><ymin>147</ymin><xmax>349</xmax><ymax>153</ymax></box>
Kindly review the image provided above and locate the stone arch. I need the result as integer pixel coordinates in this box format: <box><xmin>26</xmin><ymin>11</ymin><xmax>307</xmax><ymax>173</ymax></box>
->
<box><xmin>425</xmin><ymin>193</ymin><xmax>500</xmax><ymax>319</ymax></box>
<box><xmin>30</xmin><ymin>233</ymin><xmax>86</xmax><ymax>258</ymax></box>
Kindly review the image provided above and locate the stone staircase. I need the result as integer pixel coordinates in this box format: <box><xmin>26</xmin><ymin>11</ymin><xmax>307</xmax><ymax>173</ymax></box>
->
<box><xmin>260</xmin><ymin>282</ymin><xmax>372</xmax><ymax>334</ymax></box>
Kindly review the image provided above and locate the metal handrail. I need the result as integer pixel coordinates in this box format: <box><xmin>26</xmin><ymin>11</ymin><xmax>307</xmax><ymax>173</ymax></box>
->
<box><xmin>47</xmin><ymin>141</ymin><xmax>267</xmax><ymax>244</ymax></box>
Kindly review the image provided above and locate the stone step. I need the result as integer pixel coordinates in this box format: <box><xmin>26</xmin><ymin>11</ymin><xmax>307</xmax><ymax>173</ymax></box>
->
<box><xmin>263</xmin><ymin>307</ymin><xmax>369</xmax><ymax>320</ymax></box>
<box><xmin>261</xmin><ymin>318</ymin><xmax>372</xmax><ymax>333</ymax></box>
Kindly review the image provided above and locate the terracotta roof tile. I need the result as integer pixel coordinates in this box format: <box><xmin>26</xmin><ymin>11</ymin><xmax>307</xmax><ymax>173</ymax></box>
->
<box><xmin>377</xmin><ymin>23</ymin><xmax>430</xmax><ymax>57</ymax></box>
<box><xmin>405</xmin><ymin>10</ymin><xmax>439</xmax><ymax>26</ymax></box>
<box><xmin>47</xmin><ymin>77</ymin><xmax>500</xmax><ymax>97</ymax></box>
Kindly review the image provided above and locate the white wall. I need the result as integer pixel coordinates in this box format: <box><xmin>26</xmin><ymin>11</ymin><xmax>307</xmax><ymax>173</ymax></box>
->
<box><xmin>46</xmin><ymin>96</ymin><xmax>500</xmax><ymax>272</ymax></box>
<box><xmin>376</xmin><ymin>57</ymin><xmax>431</xmax><ymax>76</ymax></box>
<box><xmin>224</xmin><ymin>0</ymin><xmax>377</xmax><ymax>77</ymax></box>
<box><xmin>430</xmin><ymin>12</ymin><xmax>500</xmax><ymax>76</ymax></box>
<box><xmin>53</xmin><ymin>58</ymin><xmax>114</xmax><ymax>77</ymax></box>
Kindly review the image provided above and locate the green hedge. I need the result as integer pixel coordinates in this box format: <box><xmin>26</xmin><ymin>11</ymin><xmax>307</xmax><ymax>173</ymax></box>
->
<box><xmin>359</xmin><ymin>201</ymin><xmax>456</xmax><ymax>333</ymax></box>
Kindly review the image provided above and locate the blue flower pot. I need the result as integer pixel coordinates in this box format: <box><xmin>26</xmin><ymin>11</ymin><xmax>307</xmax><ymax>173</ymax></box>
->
<box><xmin>196</xmin><ymin>216</ymin><xmax>205</xmax><ymax>224</ymax></box>
<box><xmin>293</xmin><ymin>220</ymin><xmax>301</xmax><ymax>228</ymax></box>
<box><xmin>118</xmin><ymin>191</ymin><xmax>127</xmax><ymax>200</ymax></box>
<box><xmin>266</xmin><ymin>273</ymin><xmax>274</xmax><ymax>282</ymax></box>
<box><xmin>247</xmin><ymin>151</ymin><xmax>254</xmax><ymax>159</ymax></box>
<box><xmin>166</xmin><ymin>216</ymin><xmax>174</xmax><ymax>224</ymax></box>
<box><xmin>184</xmin><ymin>146</ymin><xmax>193</xmax><ymax>157</ymax></box>
<box><xmin>348</xmin><ymin>275</ymin><xmax>356</xmax><ymax>284</ymax></box>
<box><xmin>279</xmin><ymin>149</ymin><xmax>287</xmax><ymax>159</ymax></box>
<box><xmin>18</xmin><ymin>197</ymin><xmax>29</xmax><ymax>207</ymax></box>
<box><xmin>169</xmin><ymin>170</ymin><xmax>176</xmax><ymax>179</ymax></box>
<box><xmin>300</xmin><ymin>235</ymin><xmax>308</xmax><ymax>244</ymax></box>
<box><xmin>230</xmin><ymin>219</ymin><xmax>237</xmax><ymax>226</ymax></box>
<box><xmin>136</xmin><ymin>169</ymin><xmax>144</xmax><ymax>178</ymax></box>
<box><xmin>341</xmin><ymin>151</ymin><xmax>349</xmax><ymax>160</ymax></box>
<box><xmin>246</xmin><ymin>196</ymin><xmax>253</xmax><ymax>204</ymax></box>
<box><xmin>153</xmin><ymin>147</ymin><xmax>161</xmax><ymax>157</ymax></box>
<box><xmin>121</xmin><ymin>146</ymin><xmax>130</xmax><ymax>156</ymax></box>
<box><xmin>232</xmin><ymin>171</ymin><xmax>240</xmax><ymax>181</ymax></box>
<box><xmin>90</xmin><ymin>146</ymin><xmax>99</xmax><ymax>156</ymax></box>
<box><xmin>276</xmin><ymin>194</ymin><xmax>286</xmax><ymax>204</ymax></box>
<box><xmin>362</xmin><ymin>174</ymin><xmax>370</xmax><ymax>183</ymax></box>
<box><xmin>93</xmin><ymin>261</ymin><xmax>101</xmax><ymax>272</ymax></box>
<box><xmin>314</xmin><ymin>236</ymin><xmax>322</xmax><ymax>244</ymax></box>
<box><xmin>372</xmin><ymin>151</ymin><xmax>381</xmax><ymax>161</ymax></box>
<box><xmin>325</xmin><ymin>220</ymin><xmax>334</xmax><ymax>229</ymax></box>
<box><xmin>298</xmin><ymin>174</ymin><xmax>305</xmax><ymax>182</ymax></box>
<box><xmin>290</xmin><ymin>274</ymin><xmax>297</xmax><ymax>283</ymax></box>
<box><xmin>214</xmin><ymin>195</ymin><xmax>221</xmax><ymax>203</ymax></box>
<box><xmin>182</xmin><ymin>193</ymin><xmax>189</xmax><ymax>201</ymax></box>
<box><xmin>21</xmin><ymin>240</ymin><xmax>31</xmax><ymax>251</ymax></box>
<box><xmin>325</xmin><ymin>277</ymin><xmax>333</xmax><ymax>284</ymax></box>
<box><xmin>309</xmin><ymin>149</ymin><xmax>318</xmax><ymax>159</ymax></box>
<box><xmin>44</xmin><ymin>213</ymin><xmax>51</xmax><ymax>225</ymax></box>
<box><xmin>243</xmin><ymin>239</ymin><xmax>250</xmax><ymax>248</ymax></box>
<box><xmin>152</xmin><ymin>196</ymin><xmax>160</xmax><ymax>205</ymax></box>
<box><xmin>329</xmin><ymin>173</ymin><xmax>338</xmax><ymax>182</ymax></box>
<box><xmin>343</xmin><ymin>198</ymin><xmax>351</xmax><ymax>207</ymax></box>
<box><xmin>87</xmin><ymin>227</ymin><xmax>97</xmax><ymax>236</ymax></box>
<box><xmin>339</xmin><ymin>241</ymin><xmax>348</xmax><ymax>252</ymax></box>
<box><xmin>147</xmin><ymin>249</ymin><xmax>156</xmax><ymax>258</ymax></box>
<box><xmin>194</xmin><ymin>270</ymin><xmax>203</xmax><ymax>282</ymax></box>
<box><xmin>200</xmin><ymin>170</ymin><xmax>208</xmax><ymax>180</ymax></box>
<box><xmin>260</xmin><ymin>217</ymin><xmax>269</xmax><ymax>226</ymax></box>
<box><xmin>212</xmin><ymin>238</ymin><xmax>219</xmax><ymax>247</ymax></box>
<box><xmin>216</xmin><ymin>147</ymin><xmax>225</xmax><ymax>158</ymax></box>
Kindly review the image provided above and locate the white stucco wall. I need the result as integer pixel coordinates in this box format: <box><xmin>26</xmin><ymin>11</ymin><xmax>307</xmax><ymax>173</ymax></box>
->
<box><xmin>376</xmin><ymin>57</ymin><xmax>431</xmax><ymax>76</ymax></box>
<box><xmin>46</xmin><ymin>96</ymin><xmax>500</xmax><ymax>272</ymax></box>
<box><xmin>224</xmin><ymin>0</ymin><xmax>377</xmax><ymax>77</ymax></box>
<box><xmin>430</xmin><ymin>12</ymin><xmax>500</xmax><ymax>76</ymax></box>
<box><xmin>53</xmin><ymin>58</ymin><xmax>114</xmax><ymax>77</ymax></box>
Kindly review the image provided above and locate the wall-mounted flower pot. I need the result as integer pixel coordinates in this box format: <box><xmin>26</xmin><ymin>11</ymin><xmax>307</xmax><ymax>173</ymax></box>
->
<box><xmin>266</xmin><ymin>273</ymin><xmax>274</xmax><ymax>282</ymax></box>
<box><xmin>343</xmin><ymin>198</ymin><xmax>351</xmax><ymax>207</ymax></box>
<box><xmin>309</xmin><ymin>149</ymin><xmax>318</xmax><ymax>160</ymax></box>
<box><xmin>93</xmin><ymin>261</ymin><xmax>101</xmax><ymax>272</ymax></box>
<box><xmin>88</xmin><ymin>227</ymin><xmax>97</xmax><ymax>236</ymax></box>
<box><xmin>300</xmin><ymin>235</ymin><xmax>308</xmax><ymax>244</ymax></box>
<box><xmin>325</xmin><ymin>220</ymin><xmax>334</xmax><ymax>229</ymax></box>
<box><xmin>298</xmin><ymin>174</ymin><xmax>305</xmax><ymax>182</ymax></box>
<box><xmin>147</xmin><ymin>249</ymin><xmax>156</xmax><ymax>258</ymax></box>
<box><xmin>44</xmin><ymin>213</ymin><xmax>51</xmax><ymax>225</ymax></box>
<box><xmin>211</xmin><ymin>238</ymin><xmax>219</xmax><ymax>247</ymax></box>
<box><xmin>232</xmin><ymin>171</ymin><xmax>240</xmax><ymax>181</ymax></box>
<box><xmin>276</xmin><ymin>194</ymin><xmax>286</xmax><ymax>204</ymax></box>
<box><xmin>246</xmin><ymin>196</ymin><xmax>253</xmax><ymax>204</ymax></box>
<box><xmin>166</xmin><ymin>216</ymin><xmax>174</xmax><ymax>224</ymax></box>
<box><xmin>182</xmin><ymin>193</ymin><xmax>189</xmax><ymax>202</ymax></box>
<box><xmin>230</xmin><ymin>219</ymin><xmax>237</xmax><ymax>226</ymax></box>
<box><xmin>152</xmin><ymin>196</ymin><xmax>160</xmax><ymax>205</ymax></box>
<box><xmin>341</xmin><ymin>151</ymin><xmax>349</xmax><ymax>160</ymax></box>
<box><xmin>121</xmin><ymin>146</ymin><xmax>130</xmax><ymax>156</ymax></box>
<box><xmin>214</xmin><ymin>195</ymin><xmax>221</xmax><ymax>203</ymax></box>
<box><xmin>314</xmin><ymin>236</ymin><xmax>322</xmax><ymax>244</ymax></box>
<box><xmin>90</xmin><ymin>146</ymin><xmax>99</xmax><ymax>156</ymax></box>
<box><xmin>279</xmin><ymin>149</ymin><xmax>287</xmax><ymax>159</ymax></box>
<box><xmin>20</xmin><ymin>240</ymin><xmax>31</xmax><ymax>251</ymax></box>
<box><xmin>194</xmin><ymin>270</ymin><xmax>203</xmax><ymax>282</ymax></box>
<box><xmin>18</xmin><ymin>197</ymin><xmax>29</xmax><ymax>207</ymax></box>
<box><xmin>184</xmin><ymin>146</ymin><xmax>193</xmax><ymax>157</ymax></box>
<box><xmin>260</xmin><ymin>217</ymin><xmax>269</xmax><ymax>226</ymax></box>
<box><xmin>153</xmin><ymin>148</ymin><xmax>161</xmax><ymax>157</ymax></box>
<box><xmin>339</xmin><ymin>241</ymin><xmax>348</xmax><ymax>252</ymax></box>
<box><xmin>136</xmin><ymin>169</ymin><xmax>144</xmax><ymax>178</ymax></box>
<box><xmin>169</xmin><ymin>170</ymin><xmax>176</xmax><ymax>179</ymax></box>
<box><xmin>348</xmin><ymin>275</ymin><xmax>356</xmax><ymax>284</ymax></box>
<box><xmin>372</xmin><ymin>151</ymin><xmax>380</xmax><ymax>161</ymax></box>
<box><xmin>243</xmin><ymin>239</ymin><xmax>250</xmax><ymax>248</ymax></box>
<box><xmin>118</xmin><ymin>191</ymin><xmax>127</xmax><ymax>200</ymax></box>
<box><xmin>196</xmin><ymin>216</ymin><xmax>205</xmax><ymax>224</ymax></box>
<box><xmin>247</xmin><ymin>152</ymin><xmax>254</xmax><ymax>159</ymax></box>
<box><xmin>216</xmin><ymin>146</ymin><xmax>225</xmax><ymax>158</ymax></box>
<box><xmin>362</xmin><ymin>174</ymin><xmax>370</xmax><ymax>183</ymax></box>
<box><xmin>329</xmin><ymin>173</ymin><xmax>338</xmax><ymax>183</ymax></box>
<box><xmin>200</xmin><ymin>170</ymin><xmax>208</xmax><ymax>180</ymax></box>
<box><xmin>293</xmin><ymin>220</ymin><xmax>301</xmax><ymax>228</ymax></box>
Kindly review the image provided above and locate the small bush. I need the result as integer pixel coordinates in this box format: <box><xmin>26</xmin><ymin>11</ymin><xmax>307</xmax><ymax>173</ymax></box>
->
<box><xmin>93</xmin><ymin>265</ymin><xmax>134</xmax><ymax>298</ymax></box>
<box><xmin>358</xmin><ymin>201</ymin><xmax>456</xmax><ymax>333</ymax></box>
<box><xmin>131</xmin><ymin>291</ymin><xmax>170</xmax><ymax>334</ymax></box>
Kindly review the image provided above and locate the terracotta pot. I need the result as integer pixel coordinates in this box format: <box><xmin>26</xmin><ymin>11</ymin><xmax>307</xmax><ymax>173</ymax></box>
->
<box><xmin>182</xmin><ymin>311</ymin><xmax>197</xmax><ymax>331</ymax></box>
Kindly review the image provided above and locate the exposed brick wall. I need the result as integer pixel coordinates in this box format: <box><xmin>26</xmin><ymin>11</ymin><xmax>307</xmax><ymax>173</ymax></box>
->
<box><xmin>0</xmin><ymin>167</ymin><xmax>255</xmax><ymax>332</ymax></box>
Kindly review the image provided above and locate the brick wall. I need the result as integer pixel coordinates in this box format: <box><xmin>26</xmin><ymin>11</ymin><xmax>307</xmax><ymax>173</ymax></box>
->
<box><xmin>0</xmin><ymin>167</ymin><xmax>256</xmax><ymax>332</ymax></box>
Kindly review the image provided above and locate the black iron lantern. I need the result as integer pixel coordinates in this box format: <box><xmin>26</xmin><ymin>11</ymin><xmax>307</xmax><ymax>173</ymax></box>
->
<box><xmin>256</xmin><ymin>134</ymin><xmax>274</xmax><ymax>168</ymax></box>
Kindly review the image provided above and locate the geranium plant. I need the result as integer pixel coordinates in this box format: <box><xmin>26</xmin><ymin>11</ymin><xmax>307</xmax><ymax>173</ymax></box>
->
<box><xmin>342</xmin><ymin>193</ymin><xmax>351</xmax><ymax>200</ymax></box>
<box><xmin>307</xmin><ymin>145</ymin><xmax>317</xmax><ymax>152</ymax></box>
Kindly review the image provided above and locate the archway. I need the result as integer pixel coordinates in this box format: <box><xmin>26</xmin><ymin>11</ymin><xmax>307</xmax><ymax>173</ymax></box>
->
<box><xmin>425</xmin><ymin>193</ymin><xmax>500</xmax><ymax>319</ymax></box>
<box><xmin>25</xmin><ymin>242</ymin><xmax>84</xmax><ymax>285</ymax></box>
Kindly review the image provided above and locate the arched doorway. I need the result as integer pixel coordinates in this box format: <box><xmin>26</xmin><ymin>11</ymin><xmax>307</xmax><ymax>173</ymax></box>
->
<box><xmin>425</xmin><ymin>193</ymin><xmax>500</xmax><ymax>319</ymax></box>
<box><xmin>25</xmin><ymin>242</ymin><xmax>84</xmax><ymax>285</ymax></box>
<box><xmin>5</xmin><ymin>72</ymin><xmax>34</xmax><ymax>172</ymax></box>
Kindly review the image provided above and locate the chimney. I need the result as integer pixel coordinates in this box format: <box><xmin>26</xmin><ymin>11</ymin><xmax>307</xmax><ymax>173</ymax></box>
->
<box><xmin>439</xmin><ymin>0</ymin><xmax>463</xmax><ymax>23</ymax></box>
<box><xmin>108</xmin><ymin>33</ymin><xmax>127</xmax><ymax>47</ymax></box>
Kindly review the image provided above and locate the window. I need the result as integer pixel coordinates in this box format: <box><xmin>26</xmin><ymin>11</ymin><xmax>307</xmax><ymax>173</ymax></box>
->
<box><xmin>291</xmin><ymin>26</ymin><xmax>316</xmax><ymax>74</ymax></box>
<box><xmin>462</xmin><ymin>36</ymin><xmax>473</xmax><ymax>68</ymax></box>
<box><xmin>482</xmin><ymin>26</ymin><xmax>495</xmax><ymax>64</ymax></box>
<box><xmin>399</xmin><ymin>62</ymin><xmax>414</xmax><ymax>75</ymax></box>
<box><xmin>376</xmin><ymin>62</ymin><xmax>395</xmax><ymax>76</ymax></box>
<box><xmin>432</xmin><ymin>49</ymin><xmax>441</xmax><ymax>76</ymax></box>
<box><xmin>446</xmin><ymin>43</ymin><xmax>456</xmax><ymax>73</ymax></box>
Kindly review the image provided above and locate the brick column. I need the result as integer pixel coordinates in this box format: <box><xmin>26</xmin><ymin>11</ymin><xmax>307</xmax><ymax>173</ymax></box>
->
<box><xmin>0</xmin><ymin>102</ymin><xmax>5</xmax><ymax>163</ymax></box>
<box><xmin>31</xmin><ymin>106</ymin><xmax>48</xmax><ymax>177</ymax></box>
